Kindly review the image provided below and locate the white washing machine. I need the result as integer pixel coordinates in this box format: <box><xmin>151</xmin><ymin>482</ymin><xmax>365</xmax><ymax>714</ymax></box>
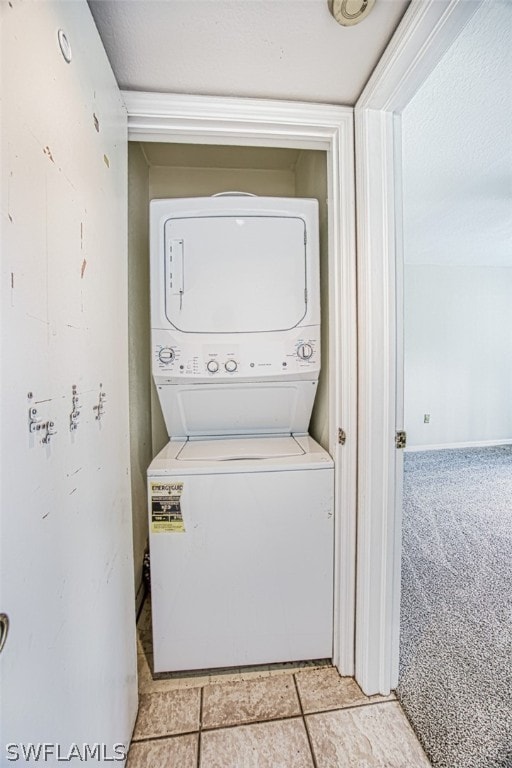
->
<box><xmin>148</xmin><ymin>194</ymin><xmax>334</xmax><ymax>672</ymax></box>
<box><xmin>148</xmin><ymin>435</ymin><xmax>333</xmax><ymax>672</ymax></box>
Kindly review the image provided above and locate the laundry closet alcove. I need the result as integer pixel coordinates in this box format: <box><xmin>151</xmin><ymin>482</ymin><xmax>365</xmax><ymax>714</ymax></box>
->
<box><xmin>124</xmin><ymin>93</ymin><xmax>357</xmax><ymax>677</ymax></box>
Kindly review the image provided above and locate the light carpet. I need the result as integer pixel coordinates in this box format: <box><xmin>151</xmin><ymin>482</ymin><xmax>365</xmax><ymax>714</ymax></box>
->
<box><xmin>398</xmin><ymin>446</ymin><xmax>512</xmax><ymax>768</ymax></box>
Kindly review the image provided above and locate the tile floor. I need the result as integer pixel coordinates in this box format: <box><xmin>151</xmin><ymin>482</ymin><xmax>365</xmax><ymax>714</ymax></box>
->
<box><xmin>128</xmin><ymin>600</ymin><xmax>431</xmax><ymax>767</ymax></box>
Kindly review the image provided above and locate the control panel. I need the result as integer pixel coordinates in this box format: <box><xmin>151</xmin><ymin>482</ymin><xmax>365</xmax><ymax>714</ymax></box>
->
<box><xmin>152</xmin><ymin>329</ymin><xmax>320</xmax><ymax>384</ymax></box>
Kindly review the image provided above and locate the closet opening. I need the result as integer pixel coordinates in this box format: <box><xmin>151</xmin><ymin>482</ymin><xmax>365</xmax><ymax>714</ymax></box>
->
<box><xmin>127</xmin><ymin>141</ymin><xmax>332</xmax><ymax>662</ymax></box>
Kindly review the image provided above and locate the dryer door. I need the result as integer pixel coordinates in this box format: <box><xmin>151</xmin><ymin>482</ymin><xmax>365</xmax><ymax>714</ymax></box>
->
<box><xmin>164</xmin><ymin>215</ymin><xmax>307</xmax><ymax>333</ymax></box>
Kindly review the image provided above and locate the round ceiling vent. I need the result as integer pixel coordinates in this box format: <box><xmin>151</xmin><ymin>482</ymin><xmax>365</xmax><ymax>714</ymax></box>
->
<box><xmin>329</xmin><ymin>0</ymin><xmax>376</xmax><ymax>26</ymax></box>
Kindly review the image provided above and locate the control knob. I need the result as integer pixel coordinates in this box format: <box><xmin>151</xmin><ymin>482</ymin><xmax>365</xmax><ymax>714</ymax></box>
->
<box><xmin>297</xmin><ymin>343</ymin><xmax>314</xmax><ymax>360</ymax></box>
<box><xmin>207</xmin><ymin>360</ymin><xmax>219</xmax><ymax>373</ymax></box>
<box><xmin>225</xmin><ymin>359</ymin><xmax>238</xmax><ymax>373</ymax></box>
<box><xmin>158</xmin><ymin>347</ymin><xmax>175</xmax><ymax>364</ymax></box>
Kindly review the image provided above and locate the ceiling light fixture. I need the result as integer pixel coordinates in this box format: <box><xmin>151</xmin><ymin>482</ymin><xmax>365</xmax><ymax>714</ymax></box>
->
<box><xmin>328</xmin><ymin>0</ymin><xmax>376</xmax><ymax>26</ymax></box>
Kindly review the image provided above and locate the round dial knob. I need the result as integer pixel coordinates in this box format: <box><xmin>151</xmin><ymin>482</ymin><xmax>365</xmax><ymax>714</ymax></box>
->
<box><xmin>225</xmin><ymin>359</ymin><xmax>238</xmax><ymax>373</ymax></box>
<box><xmin>158</xmin><ymin>347</ymin><xmax>175</xmax><ymax>364</ymax></box>
<box><xmin>297</xmin><ymin>343</ymin><xmax>314</xmax><ymax>360</ymax></box>
<box><xmin>207</xmin><ymin>360</ymin><xmax>219</xmax><ymax>373</ymax></box>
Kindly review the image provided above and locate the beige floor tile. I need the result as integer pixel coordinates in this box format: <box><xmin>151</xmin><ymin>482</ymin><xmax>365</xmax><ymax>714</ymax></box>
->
<box><xmin>137</xmin><ymin>652</ymin><xmax>153</xmax><ymax>691</ymax></box>
<box><xmin>200</xmin><ymin>718</ymin><xmax>314</xmax><ymax>768</ymax></box>
<box><xmin>136</xmin><ymin>600</ymin><xmax>153</xmax><ymax>658</ymax></box>
<box><xmin>137</xmin><ymin>630</ymin><xmax>153</xmax><ymax>657</ymax></box>
<box><xmin>126</xmin><ymin>733</ymin><xmax>198</xmax><ymax>768</ymax></box>
<box><xmin>207</xmin><ymin>667</ymin><xmax>243</xmax><ymax>685</ymax></box>
<box><xmin>137</xmin><ymin>600</ymin><xmax>152</xmax><ymax>634</ymax></box>
<box><xmin>267</xmin><ymin>659</ymin><xmax>332</xmax><ymax>676</ymax></box>
<box><xmin>137</xmin><ymin>633</ymin><xmax>153</xmax><ymax>655</ymax></box>
<box><xmin>202</xmin><ymin>674</ymin><xmax>300</xmax><ymax>728</ymax></box>
<box><xmin>153</xmin><ymin>666</ymin><xmax>211</xmax><ymax>686</ymax></box>
<box><xmin>132</xmin><ymin>688</ymin><xmax>200</xmax><ymax>740</ymax></box>
<box><xmin>295</xmin><ymin>667</ymin><xmax>395</xmax><ymax>713</ymax></box>
<box><xmin>237</xmin><ymin>664</ymin><xmax>271</xmax><ymax>681</ymax></box>
<box><xmin>306</xmin><ymin>702</ymin><xmax>431</xmax><ymax>767</ymax></box>
<box><xmin>204</xmin><ymin>664</ymin><xmax>271</xmax><ymax>683</ymax></box>
<box><xmin>138</xmin><ymin>653</ymin><xmax>210</xmax><ymax>693</ymax></box>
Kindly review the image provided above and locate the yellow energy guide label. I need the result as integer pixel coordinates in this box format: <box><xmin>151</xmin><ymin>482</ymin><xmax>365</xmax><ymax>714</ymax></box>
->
<box><xmin>150</xmin><ymin>481</ymin><xmax>185</xmax><ymax>533</ymax></box>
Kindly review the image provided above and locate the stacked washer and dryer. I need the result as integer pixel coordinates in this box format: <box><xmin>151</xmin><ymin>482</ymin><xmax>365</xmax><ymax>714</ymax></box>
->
<box><xmin>147</xmin><ymin>194</ymin><xmax>334</xmax><ymax>673</ymax></box>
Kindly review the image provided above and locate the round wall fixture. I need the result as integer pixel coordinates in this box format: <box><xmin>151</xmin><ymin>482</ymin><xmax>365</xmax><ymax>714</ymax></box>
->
<box><xmin>57</xmin><ymin>29</ymin><xmax>72</xmax><ymax>63</ymax></box>
<box><xmin>329</xmin><ymin>0</ymin><xmax>376</xmax><ymax>26</ymax></box>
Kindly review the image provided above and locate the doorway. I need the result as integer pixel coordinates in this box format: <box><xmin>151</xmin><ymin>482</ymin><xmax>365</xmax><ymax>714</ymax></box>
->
<box><xmin>397</xmin><ymin>3</ymin><xmax>512</xmax><ymax>765</ymax></box>
<box><xmin>123</xmin><ymin>94</ymin><xmax>358</xmax><ymax>677</ymax></box>
<box><xmin>353</xmin><ymin>0</ymin><xmax>488</xmax><ymax>696</ymax></box>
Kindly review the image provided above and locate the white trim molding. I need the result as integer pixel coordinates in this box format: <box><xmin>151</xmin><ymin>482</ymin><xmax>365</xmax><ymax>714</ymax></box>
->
<box><xmin>354</xmin><ymin>0</ymin><xmax>484</xmax><ymax>695</ymax></box>
<box><xmin>122</xmin><ymin>91</ymin><xmax>358</xmax><ymax>676</ymax></box>
<box><xmin>354</xmin><ymin>106</ymin><xmax>400</xmax><ymax>695</ymax></box>
<box><xmin>357</xmin><ymin>0</ymin><xmax>484</xmax><ymax>113</ymax></box>
<box><xmin>123</xmin><ymin>91</ymin><xmax>352</xmax><ymax>150</ymax></box>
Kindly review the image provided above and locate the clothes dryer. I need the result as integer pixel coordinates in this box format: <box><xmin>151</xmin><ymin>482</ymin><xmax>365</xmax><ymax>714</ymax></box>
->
<box><xmin>150</xmin><ymin>195</ymin><xmax>322</xmax><ymax>438</ymax></box>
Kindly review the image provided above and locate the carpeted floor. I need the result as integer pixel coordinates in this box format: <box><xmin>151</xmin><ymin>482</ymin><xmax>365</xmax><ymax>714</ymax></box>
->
<box><xmin>398</xmin><ymin>446</ymin><xmax>512</xmax><ymax>768</ymax></box>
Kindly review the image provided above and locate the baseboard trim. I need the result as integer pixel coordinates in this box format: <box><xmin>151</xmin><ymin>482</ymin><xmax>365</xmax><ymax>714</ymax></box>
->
<box><xmin>405</xmin><ymin>439</ymin><xmax>512</xmax><ymax>452</ymax></box>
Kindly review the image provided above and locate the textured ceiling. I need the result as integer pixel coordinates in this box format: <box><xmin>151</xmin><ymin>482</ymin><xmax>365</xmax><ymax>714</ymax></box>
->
<box><xmin>88</xmin><ymin>0</ymin><xmax>410</xmax><ymax>106</ymax></box>
<box><xmin>402</xmin><ymin>0</ymin><xmax>512</xmax><ymax>267</ymax></box>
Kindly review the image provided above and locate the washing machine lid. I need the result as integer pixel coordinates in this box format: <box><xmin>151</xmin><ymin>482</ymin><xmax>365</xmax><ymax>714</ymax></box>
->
<box><xmin>176</xmin><ymin>435</ymin><xmax>304</xmax><ymax>461</ymax></box>
<box><xmin>148</xmin><ymin>435</ymin><xmax>334</xmax><ymax>475</ymax></box>
<box><xmin>164</xmin><ymin>214</ymin><xmax>307</xmax><ymax>334</ymax></box>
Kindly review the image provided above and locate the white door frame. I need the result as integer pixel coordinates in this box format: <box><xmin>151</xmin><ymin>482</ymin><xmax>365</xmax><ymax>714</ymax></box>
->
<box><xmin>122</xmin><ymin>92</ymin><xmax>358</xmax><ymax>676</ymax></box>
<box><xmin>354</xmin><ymin>0</ymin><xmax>484</xmax><ymax>695</ymax></box>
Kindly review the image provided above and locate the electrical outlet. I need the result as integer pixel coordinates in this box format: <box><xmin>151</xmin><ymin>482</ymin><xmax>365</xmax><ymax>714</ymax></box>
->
<box><xmin>424</xmin><ymin>414</ymin><xmax>430</xmax><ymax>424</ymax></box>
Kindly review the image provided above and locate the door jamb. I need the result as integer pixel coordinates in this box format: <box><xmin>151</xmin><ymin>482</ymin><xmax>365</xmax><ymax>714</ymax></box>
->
<box><xmin>354</xmin><ymin>0</ymin><xmax>484</xmax><ymax>694</ymax></box>
<box><xmin>122</xmin><ymin>92</ymin><xmax>358</xmax><ymax>676</ymax></box>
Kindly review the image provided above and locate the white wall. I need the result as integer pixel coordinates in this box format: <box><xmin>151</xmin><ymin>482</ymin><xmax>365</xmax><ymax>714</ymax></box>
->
<box><xmin>1</xmin><ymin>0</ymin><xmax>137</xmax><ymax>753</ymax></box>
<box><xmin>150</xmin><ymin>166</ymin><xmax>296</xmax><ymax>201</ymax></box>
<box><xmin>128</xmin><ymin>144</ymin><xmax>152</xmax><ymax>600</ymax></box>
<box><xmin>402</xmin><ymin>1</ymin><xmax>512</xmax><ymax>448</ymax></box>
<box><xmin>295</xmin><ymin>150</ymin><xmax>329</xmax><ymax>449</ymax></box>
<box><xmin>405</xmin><ymin>266</ymin><xmax>512</xmax><ymax>447</ymax></box>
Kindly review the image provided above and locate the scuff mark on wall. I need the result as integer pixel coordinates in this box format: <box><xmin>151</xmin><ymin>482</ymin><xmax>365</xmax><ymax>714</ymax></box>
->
<box><xmin>93</xmin><ymin>113</ymin><xmax>100</xmax><ymax>132</ymax></box>
<box><xmin>105</xmin><ymin>550</ymin><xmax>119</xmax><ymax>584</ymax></box>
<box><xmin>26</xmin><ymin>312</ymin><xmax>50</xmax><ymax>326</ymax></box>
<box><xmin>43</xmin><ymin>146</ymin><xmax>55</xmax><ymax>163</ymax></box>
<box><xmin>51</xmin><ymin>621</ymin><xmax>66</xmax><ymax>646</ymax></box>
<box><xmin>103</xmin><ymin>154</ymin><xmax>110</xmax><ymax>168</ymax></box>
<box><xmin>80</xmin><ymin>222</ymin><xmax>84</xmax><ymax>249</ymax></box>
<box><xmin>7</xmin><ymin>167</ymin><xmax>14</xmax><ymax>222</ymax></box>
<box><xmin>81</xmin><ymin>258</ymin><xmax>87</xmax><ymax>278</ymax></box>
<box><xmin>42</xmin><ymin>512</ymin><xmax>50</xmax><ymax>519</ymax></box>
<box><xmin>66</xmin><ymin>323</ymin><xmax>89</xmax><ymax>331</ymax></box>
<box><xmin>69</xmin><ymin>488</ymin><xmax>77</xmax><ymax>495</ymax></box>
